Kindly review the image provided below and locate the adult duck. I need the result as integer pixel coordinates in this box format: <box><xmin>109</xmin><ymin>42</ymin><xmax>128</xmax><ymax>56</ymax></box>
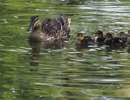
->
<box><xmin>27</xmin><ymin>15</ymin><xmax>71</xmax><ymax>41</ymax></box>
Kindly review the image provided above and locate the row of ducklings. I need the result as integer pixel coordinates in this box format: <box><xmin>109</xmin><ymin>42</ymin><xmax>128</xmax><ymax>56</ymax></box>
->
<box><xmin>27</xmin><ymin>14</ymin><xmax>71</xmax><ymax>41</ymax></box>
<box><xmin>76</xmin><ymin>30</ymin><xmax>130</xmax><ymax>45</ymax></box>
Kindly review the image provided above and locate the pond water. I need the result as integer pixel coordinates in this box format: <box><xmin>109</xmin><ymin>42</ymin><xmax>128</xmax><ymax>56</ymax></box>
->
<box><xmin>0</xmin><ymin>0</ymin><xmax>130</xmax><ymax>100</ymax></box>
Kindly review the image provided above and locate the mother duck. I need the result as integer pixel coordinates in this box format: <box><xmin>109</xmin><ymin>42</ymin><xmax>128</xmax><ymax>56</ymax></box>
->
<box><xmin>27</xmin><ymin>14</ymin><xmax>71</xmax><ymax>41</ymax></box>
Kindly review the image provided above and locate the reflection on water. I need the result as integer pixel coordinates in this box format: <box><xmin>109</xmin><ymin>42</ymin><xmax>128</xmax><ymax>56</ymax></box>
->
<box><xmin>1</xmin><ymin>0</ymin><xmax>130</xmax><ymax>100</ymax></box>
<box><xmin>28</xmin><ymin>39</ymin><xmax>65</xmax><ymax>68</ymax></box>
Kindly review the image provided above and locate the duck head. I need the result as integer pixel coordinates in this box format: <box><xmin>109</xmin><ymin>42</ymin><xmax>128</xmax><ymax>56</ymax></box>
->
<box><xmin>27</xmin><ymin>15</ymin><xmax>42</xmax><ymax>31</ymax></box>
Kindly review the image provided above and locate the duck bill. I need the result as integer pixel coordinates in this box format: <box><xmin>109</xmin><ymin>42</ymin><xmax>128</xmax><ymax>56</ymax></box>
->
<box><xmin>93</xmin><ymin>32</ymin><xmax>97</xmax><ymax>37</ymax></box>
<box><xmin>120</xmin><ymin>35</ymin><xmax>123</xmax><ymax>38</ymax></box>
<box><xmin>93</xmin><ymin>32</ymin><xmax>96</xmax><ymax>34</ymax></box>
<box><xmin>61</xmin><ymin>14</ymin><xmax>65</xmax><ymax>18</ymax></box>
<box><xmin>27</xmin><ymin>22</ymin><xmax>33</xmax><ymax>31</ymax></box>
<box><xmin>75</xmin><ymin>37</ymin><xmax>78</xmax><ymax>40</ymax></box>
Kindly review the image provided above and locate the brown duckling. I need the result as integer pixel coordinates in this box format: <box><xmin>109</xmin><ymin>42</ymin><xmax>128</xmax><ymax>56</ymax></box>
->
<box><xmin>120</xmin><ymin>31</ymin><xmax>127</xmax><ymax>43</ymax></box>
<box><xmin>104</xmin><ymin>33</ymin><xmax>126</xmax><ymax>45</ymax></box>
<box><xmin>94</xmin><ymin>30</ymin><xmax>105</xmax><ymax>43</ymax></box>
<box><xmin>27</xmin><ymin>15</ymin><xmax>67</xmax><ymax>41</ymax></box>
<box><xmin>126</xmin><ymin>30</ymin><xmax>130</xmax><ymax>44</ymax></box>
<box><xmin>76</xmin><ymin>33</ymin><xmax>95</xmax><ymax>45</ymax></box>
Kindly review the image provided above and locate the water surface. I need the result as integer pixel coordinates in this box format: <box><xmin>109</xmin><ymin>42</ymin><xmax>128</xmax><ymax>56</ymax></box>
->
<box><xmin>0</xmin><ymin>0</ymin><xmax>130</xmax><ymax>100</ymax></box>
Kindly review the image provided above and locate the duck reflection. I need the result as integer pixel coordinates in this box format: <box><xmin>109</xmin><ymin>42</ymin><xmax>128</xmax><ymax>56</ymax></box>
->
<box><xmin>28</xmin><ymin>39</ymin><xmax>65</xmax><ymax>69</ymax></box>
<box><xmin>76</xmin><ymin>43</ymin><xmax>127</xmax><ymax>56</ymax></box>
<box><xmin>76</xmin><ymin>44</ymin><xmax>94</xmax><ymax>56</ymax></box>
<box><xmin>127</xmin><ymin>45</ymin><xmax>130</xmax><ymax>53</ymax></box>
<box><xmin>76</xmin><ymin>45</ymin><xmax>87</xmax><ymax>56</ymax></box>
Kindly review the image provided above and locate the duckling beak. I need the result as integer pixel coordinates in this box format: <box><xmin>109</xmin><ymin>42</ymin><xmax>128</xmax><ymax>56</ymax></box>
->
<box><xmin>103</xmin><ymin>36</ymin><xmax>105</xmax><ymax>38</ymax></box>
<box><xmin>120</xmin><ymin>35</ymin><xmax>123</xmax><ymax>38</ymax></box>
<box><xmin>93</xmin><ymin>32</ymin><xmax>96</xmax><ymax>34</ymax></box>
<box><xmin>126</xmin><ymin>33</ymin><xmax>129</xmax><ymax>36</ymax></box>
<box><xmin>93</xmin><ymin>32</ymin><xmax>97</xmax><ymax>37</ymax></box>
<box><xmin>75</xmin><ymin>37</ymin><xmax>77</xmax><ymax>40</ymax></box>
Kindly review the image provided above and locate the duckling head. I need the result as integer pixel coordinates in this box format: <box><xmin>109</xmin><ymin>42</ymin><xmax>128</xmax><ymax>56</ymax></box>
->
<box><xmin>27</xmin><ymin>15</ymin><xmax>42</xmax><ymax>31</ymax></box>
<box><xmin>77</xmin><ymin>33</ymin><xmax>84</xmax><ymax>41</ymax></box>
<box><xmin>105</xmin><ymin>33</ymin><xmax>113</xmax><ymax>41</ymax></box>
<box><xmin>95</xmin><ymin>30</ymin><xmax>103</xmax><ymax>38</ymax></box>
<box><xmin>128</xmin><ymin>30</ymin><xmax>130</xmax><ymax>36</ymax></box>
<box><xmin>103</xmin><ymin>33</ymin><xmax>113</xmax><ymax>45</ymax></box>
<box><xmin>120</xmin><ymin>31</ymin><xmax>126</xmax><ymax>38</ymax></box>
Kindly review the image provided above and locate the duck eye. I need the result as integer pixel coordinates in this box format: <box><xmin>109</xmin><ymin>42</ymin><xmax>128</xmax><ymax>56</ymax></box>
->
<box><xmin>33</xmin><ymin>18</ymin><xmax>39</xmax><ymax>23</ymax></box>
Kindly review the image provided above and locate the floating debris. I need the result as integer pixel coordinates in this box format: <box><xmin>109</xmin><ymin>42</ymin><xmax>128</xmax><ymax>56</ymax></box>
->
<box><xmin>101</xmin><ymin>96</ymin><xmax>107</xmax><ymax>99</ymax></box>
<box><xmin>14</xmin><ymin>16</ymin><xmax>19</xmax><ymax>19</ymax></box>
<box><xmin>81</xmin><ymin>22</ymin><xmax>84</xmax><ymax>25</ymax></box>
<box><xmin>5</xmin><ymin>21</ymin><xmax>8</xmax><ymax>23</ymax></box>
<box><xmin>45</xmin><ymin>9</ymin><xmax>49</xmax><ymax>11</ymax></box>
<box><xmin>26</xmin><ymin>2</ymin><xmax>29</xmax><ymax>4</ymax></box>
<box><xmin>21</xmin><ymin>27</ymin><xmax>25</xmax><ymax>29</ymax></box>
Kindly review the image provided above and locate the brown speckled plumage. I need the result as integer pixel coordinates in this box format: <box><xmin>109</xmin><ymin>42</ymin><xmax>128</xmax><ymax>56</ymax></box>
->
<box><xmin>27</xmin><ymin>15</ymin><xmax>71</xmax><ymax>41</ymax></box>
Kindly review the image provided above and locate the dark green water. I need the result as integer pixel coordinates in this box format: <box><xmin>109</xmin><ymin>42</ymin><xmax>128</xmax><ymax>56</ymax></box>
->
<box><xmin>0</xmin><ymin>0</ymin><xmax>130</xmax><ymax>100</ymax></box>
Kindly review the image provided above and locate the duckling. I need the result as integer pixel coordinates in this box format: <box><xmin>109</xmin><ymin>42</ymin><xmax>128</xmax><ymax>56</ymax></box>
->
<box><xmin>27</xmin><ymin>15</ymin><xmax>66</xmax><ymax>41</ymax></box>
<box><xmin>76</xmin><ymin>33</ymin><xmax>95</xmax><ymax>45</ymax></box>
<box><xmin>94</xmin><ymin>31</ymin><xmax>105</xmax><ymax>43</ymax></box>
<box><xmin>120</xmin><ymin>31</ymin><xmax>127</xmax><ymax>43</ymax></box>
<box><xmin>127</xmin><ymin>30</ymin><xmax>130</xmax><ymax>44</ymax></box>
<box><xmin>104</xmin><ymin>33</ymin><xmax>126</xmax><ymax>45</ymax></box>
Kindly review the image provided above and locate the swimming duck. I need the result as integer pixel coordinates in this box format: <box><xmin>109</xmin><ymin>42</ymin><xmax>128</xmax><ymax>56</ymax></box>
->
<box><xmin>104</xmin><ymin>33</ymin><xmax>126</xmax><ymax>45</ymax></box>
<box><xmin>94</xmin><ymin>31</ymin><xmax>105</xmax><ymax>43</ymax></box>
<box><xmin>120</xmin><ymin>31</ymin><xmax>127</xmax><ymax>43</ymax></box>
<box><xmin>126</xmin><ymin>30</ymin><xmax>130</xmax><ymax>44</ymax></box>
<box><xmin>76</xmin><ymin>33</ymin><xmax>95</xmax><ymax>45</ymax></box>
<box><xmin>27</xmin><ymin>15</ymin><xmax>70</xmax><ymax>41</ymax></box>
